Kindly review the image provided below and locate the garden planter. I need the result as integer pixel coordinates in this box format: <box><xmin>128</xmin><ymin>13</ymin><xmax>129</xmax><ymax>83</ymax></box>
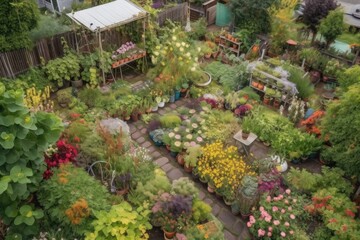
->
<box><xmin>131</xmin><ymin>113</ymin><xmax>139</xmax><ymax>122</ymax></box>
<box><xmin>194</xmin><ymin>71</ymin><xmax>212</xmax><ymax>87</ymax></box>
<box><xmin>273</xmin><ymin>99</ymin><xmax>281</xmax><ymax>108</ymax></box>
<box><xmin>184</xmin><ymin>164</ymin><xmax>192</xmax><ymax>173</ymax></box>
<box><xmin>180</xmin><ymin>89</ymin><xmax>188</xmax><ymax>98</ymax></box>
<box><xmin>251</xmin><ymin>81</ymin><xmax>259</xmax><ymax>88</ymax></box>
<box><xmin>224</xmin><ymin>197</ymin><xmax>234</xmax><ymax>206</ymax></box>
<box><xmin>169</xmin><ymin>94</ymin><xmax>175</xmax><ymax>103</ymax></box>
<box><xmin>163</xmin><ymin>230</ymin><xmax>176</xmax><ymax>239</ymax></box>
<box><xmin>176</xmin><ymin>153</ymin><xmax>185</xmax><ymax>166</ymax></box>
<box><xmin>231</xmin><ymin>203</ymin><xmax>240</xmax><ymax>215</ymax></box>
<box><xmin>174</xmin><ymin>90</ymin><xmax>181</xmax><ymax>100</ymax></box>
<box><xmin>151</xmin><ymin>105</ymin><xmax>159</xmax><ymax>112</ymax></box>
<box><xmin>158</xmin><ymin>102</ymin><xmax>165</xmax><ymax>108</ymax></box>
<box><xmin>199</xmin><ymin>175</ymin><xmax>207</xmax><ymax>183</ymax></box>
<box><xmin>207</xmin><ymin>183</ymin><xmax>215</xmax><ymax>193</ymax></box>
<box><xmin>146</xmin><ymin>108</ymin><xmax>152</xmax><ymax>113</ymax></box>
<box><xmin>257</xmin><ymin>83</ymin><xmax>264</xmax><ymax>90</ymax></box>
<box><xmin>263</xmin><ymin>96</ymin><xmax>270</xmax><ymax>105</ymax></box>
<box><xmin>291</xmin><ymin>158</ymin><xmax>301</xmax><ymax>164</ymax></box>
<box><xmin>205</xmin><ymin>53</ymin><xmax>211</xmax><ymax>59</ymax></box>
<box><xmin>238</xmin><ymin>190</ymin><xmax>259</xmax><ymax>217</ymax></box>
<box><xmin>242</xmin><ymin>131</ymin><xmax>250</xmax><ymax>140</ymax></box>
<box><xmin>71</xmin><ymin>79</ymin><xmax>83</xmax><ymax>88</ymax></box>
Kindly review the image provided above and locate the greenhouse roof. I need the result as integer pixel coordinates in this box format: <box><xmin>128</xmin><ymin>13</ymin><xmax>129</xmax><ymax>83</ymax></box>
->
<box><xmin>67</xmin><ymin>0</ymin><xmax>147</xmax><ymax>32</ymax></box>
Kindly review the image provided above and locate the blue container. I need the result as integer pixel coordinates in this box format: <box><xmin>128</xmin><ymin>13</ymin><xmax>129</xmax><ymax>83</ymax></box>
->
<box><xmin>175</xmin><ymin>90</ymin><xmax>181</xmax><ymax>100</ymax></box>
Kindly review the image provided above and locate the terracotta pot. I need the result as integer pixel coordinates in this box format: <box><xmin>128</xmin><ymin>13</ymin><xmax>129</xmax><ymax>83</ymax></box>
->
<box><xmin>242</xmin><ymin>131</ymin><xmax>250</xmax><ymax>140</ymax></box>
<box><xmin>257</xmin><ymin>83</ymin><xmax>264</xmax><ymax>90</ymax></box>
<box><xmin>263</xmin><ymin>97</ymin><xmax>270</xmax><ymax>105</ymax></box>
<box><xmin>163</xmin><ymin>230</ymin><xmax>176</xmax><ymax>239</ymax></box>
<box><xmin>205</xmin><ymin>53</ymin><xmax>211</xmax><ymax>59</ymax></box>
<box><xmin>224</xmin><ymin>197</ymin><xmax>234</xmax><ymax>206</ymax></box>
<box><xmin>207</xmin><ymin>183</ymin><xmax>215</xmax><ymax>193</ymax></box>
<box><xmin>184</xmin><ymin>164</ymin><xmax>192</xmax><ymax>173</ymax></box>
<box><xmin>166</xmin><ymin>144</ymin><xmax>171</xmax><ymax>152</ymax></box>
<box><xmin>176</xmin><ymin>153</ymin><xmax>185</xmax><ymax>166</ymax></box>
<box><xmin>131</xmin><ymin>113</ymin><xmax>139</xmax><ymax>122</ymax></box>
<box><xmin>273</xmin><ymin>99</ymin><xmax>281</xmax><ymax>108</ymax></box>
<box><xmin>251</xmin><ymin>81</ymin><xmax>259</xmax><ymax>88</ymax></box>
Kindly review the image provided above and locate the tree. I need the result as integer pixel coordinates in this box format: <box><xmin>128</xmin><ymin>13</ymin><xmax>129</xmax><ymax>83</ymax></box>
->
<box><xmin>302</xmin><ymin>0</ymin><xmax>338</xmax><ymax>44</ymax></box>
<box><xmin>319</xmin><ymin>9</ymin><xmax>344</xmax><ymax>48</ymax></box>
<box><xmin>321</xmin><ymin>84</ymin><xmax>360</xmax><ymax>179</ymax></box>
<box><xmin>230</xmin><ymin>0</ymin><xmax>280</xmax><ymax>34</ymax></box>
<box><xmin>0</xmin><ymin>0</ymin><xmax>40</xmax><ymax>52</ymax></box>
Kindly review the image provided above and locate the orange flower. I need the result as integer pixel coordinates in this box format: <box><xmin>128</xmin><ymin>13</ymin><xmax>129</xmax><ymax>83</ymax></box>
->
<box><xmin>65</xmin><ymin>198</ymin><xmax>90</xmax><ymax>225</ymax></box>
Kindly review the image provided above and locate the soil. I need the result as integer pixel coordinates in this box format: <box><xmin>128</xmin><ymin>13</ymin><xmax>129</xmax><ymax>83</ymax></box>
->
<box><xmin>148</xmin><ymin>227</ymin><xmax>164</xmax><ymax>240</ymax></box>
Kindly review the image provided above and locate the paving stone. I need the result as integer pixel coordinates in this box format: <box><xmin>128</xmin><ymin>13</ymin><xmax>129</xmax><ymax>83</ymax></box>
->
<box><xmin>155</xmin><ymin>157</ymin><xmax>169</xmax><ymax>167</ymax></box>
<box><xmin>204</xmin><ymin>198</ymin><xmax>213</xmax><ymax>205</ymax></box>
<box><xmin>230</xmin><ymin>220</ymin><xmax>245</xmax><ymax>236</ymax></box>
<box><xmin>158</xmin><ymin>109</ymin><xmax>166</xmax><ymax>115</ymax></box>
<box><xmin>169</xmin><ymin>103</ymin><xmax>177</xmax><ymax>109</ymax></box>
<box><xmin>140</xmin><ymin>128</ymin><xmax>147</xmax><ymax>134</ymax></box>
<box><xmin>136</xmin><ymin>124</ymin><xmax>145</xmax><ymax>130</ymax></box>
<box><xmin>199</xmin><ymin>190</ymin><xmax>206</xmax><ymax>200</ymax></box>
<box><xmin>161</xmin><ymin>163</ymin><xmax>173</xmax><ymax>172</ymax></box>
<box><xmin>131</xmin><ymin>131</ymin><xmax>142</xmax><ymax>139</ymax></box>
<box><xmin>218</xmin><ymin>208</ymin><xmax>238</xmax><ymax>231</ymax></box>
<box><xmin>224</xmin><ymin>230</ymin><xmax>238</xmax><ymax>240</ymax></box>
<box><xmin>147</xmin><ymin>146</ymin><xmax>156</xmax><ymax>153</ymax></box>
<box><xmin>211</xmin><ymin>203</ymin><xmax>221</xmax><ymax>216</ymax></box>
<box><xmin>151</xmin><ymin>151</ymin><xmax>162</xmax><ymax>158</ymax></box>
<box><xmin>238</xmin><ymin>229</ymin><xmax>251</xmax><ymax>240</ymax></box>
<box><xmin>163</xmin><ymin>107</ymin><xmax>171</xmax><ymax>112</ymax></box>
<box><xmin>141</xmin><ymin>141</ymin><xmax>152</xmax><ymax>148</ymax></box>
<box><xmin>167</xmin><ymin>168</ymin><xmax>184</xmax><ymax>181</ymax></box>
<box><xmin>129</xmin><ymin>125</ymin><xmax>136</xmax><ymax>134</ymax></box>
<box><xmin>135</xmin><ymin>137</ymin><xmax>145</xmax><ymax>144</ymax></box>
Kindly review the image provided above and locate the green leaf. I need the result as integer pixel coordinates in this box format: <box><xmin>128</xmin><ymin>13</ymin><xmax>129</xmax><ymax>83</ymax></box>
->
<box><xmin>33</xmin><ymin>209</ymin><xmax>44</xmax><ymax>219</ymax></box>
<box><xmin>0</xmin><ymin>132</ymin><xmax>15</xmax><ymax>149</ymax></box>
<box><xmin>13</xmin><ymin>216</ymin><xmax>24</xmax><ymax>225</ymax></box>
<box><xmin>5</xmin><ymin>204</ymin><xmax>19</xmax><ymax>218</ymax></box>
<box><xmin>0</xmin><ymin>176</ymin><xmax>11</xmax><ymax>194</ymax></box>
<box><xmin>0</xmin><ymin>115</ymin><xmax>15</xmax><ymax>127</ymax></box>
<box><xmin>23</xmin><ymin>216</ymin><xmax>35</xmax><ymax>226</ymax></box>
<box><xmin>19</xmin><ymin>205</ymin><xmax>32</xmax><ymax>215</ymax></box>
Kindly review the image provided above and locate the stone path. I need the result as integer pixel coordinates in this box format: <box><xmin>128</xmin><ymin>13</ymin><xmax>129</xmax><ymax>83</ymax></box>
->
<box><xmin>128</xmin><ymin>98</ymin><xmax>271</xmax><ymax>240</ymax></box>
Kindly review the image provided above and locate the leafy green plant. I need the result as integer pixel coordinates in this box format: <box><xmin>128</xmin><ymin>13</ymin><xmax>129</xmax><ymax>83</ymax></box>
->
<box><xmin>56</xmin><ymin>88</ymin><xmax>74</xmax><ymax>107</ymax></box>
<box><xmin>78</xmin><ymin>88</ymin><xmax>102</xmax><ymax>108</ymax></box>
<box><xmin>191</xmin><ymin>200</ymin><xmax>212</xmax><ymax>224</ymax></box>
<box><xmin>171</xmin><ymin>177</ymin><xmax>199</xmax><ymax>199</ymax></box>
<box><xmin>85</xmin><ymin>202</ymin><xmax>152</xmax><ymax>240</ymax></box>
<box><xmin>159</xmin><ymin>114</ymin><xmax>181</xmax><ymax>128</ymax></box>
<box><xmin>37</xmin><ymin>164</ymin><xmax>113</xmax><ymax>236</ymax></box>
<box><xmin>284</xmin><ymin>64</ymin><xmax>314</xmax><ymax>99</ymax></box>
<box><xmin>0</xmin><ymin>83</ymin><xmax>63</xmax><ymax>238</ymax></box>
<box><xmin>184</xmin><ymin>144</ymin><xmax>202</xmax><ymax>168</ymax></box>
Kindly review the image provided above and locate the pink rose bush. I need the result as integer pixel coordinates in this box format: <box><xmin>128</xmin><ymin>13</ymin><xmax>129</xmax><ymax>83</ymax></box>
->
<box><xmin>247</xmin><ymin>189</ymin><xmax>309</xmax><ymax>239</ymax></box>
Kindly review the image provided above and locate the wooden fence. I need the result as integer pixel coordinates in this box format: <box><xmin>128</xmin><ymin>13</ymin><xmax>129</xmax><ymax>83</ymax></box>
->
<box><xmin>157</xmin><ymin>3</ymin><xmax>187</xmax><ymax>26</ymax></box>
<box><xmin>0</xmin><ymin>31</ymin><xmax>77</xmax><ymax>79</ymax></box>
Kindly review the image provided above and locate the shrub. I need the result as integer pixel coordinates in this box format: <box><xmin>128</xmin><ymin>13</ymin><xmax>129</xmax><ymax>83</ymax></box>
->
<box><xmin>192</xmin><ymin>200</ymin><xmax>212</xmax><ymax>224</ymax></box>
<box><xmin>38</xmin><ymin>164</ymin><xmax>113</xmax><ymax>236</ymax></box>
<box><xmin>0</xmin><ymin>84</ymin><xmax>63</xmax><ymax>238</ymax></box>
<box><xmin>78</xmin><ymin>88</ymin><xmax>102</xmax><ymax>108</ymax></box>
<box><xmin>171</xmin><ymin>177</ymin><xmax>199</xmax><ymax>199</ymax></box>
<box><xmin>159</xmin><ymin>114</ymin><xmax>181</xmax><ymax>128</ymax></box>
<box><xmin>56</xmin><ymin>88</ymin><xmax>74</xmax><ymax>107</ymax></box>
<box><xmin>85</xmin><ymin>202</ymin><xmax>152</xmax><ymax>240</ymax></box>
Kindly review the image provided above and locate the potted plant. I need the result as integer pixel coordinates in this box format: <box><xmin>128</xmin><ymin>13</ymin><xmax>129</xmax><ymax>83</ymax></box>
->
<box><xmin>241</xmin><ymin>117</ymin><xmax>252</xmax><ymax>140</ymax></box>
<box><xmin>56</xmin><ymin>88</ymin><xmax>73</xmax><ymax>108</ymax></box>
<box><xmin>156</xmin><ymin>96</ymin><xmax>165</xmax><ymax>108</ymax></box>
<box><xmin>237</xmin><ymin>175</ymin><xmax>259</xmax><ymax>218</ymax></box>
<box><xmin>224</xmin><ymin>92</ymin><xmax>239</xmax><ymax>110</ymax></box>
<box><xmin>184</xmin><ymin>144</ymin><xmax>202</xmax><ymax>173</ymax></box>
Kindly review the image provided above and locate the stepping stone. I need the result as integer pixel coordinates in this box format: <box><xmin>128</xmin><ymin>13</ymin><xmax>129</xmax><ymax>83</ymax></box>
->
<box><xmin>141</xmin><ymin>141</ymin><xmax>152</xmax><ymax>148</ymax></box>
<box><xmin>147</xmin><ymin>146</ymin><xmax>156</xmax><ymax>153</ymax></box>
<box><xmin>135</xmin><ymin>137</ymin><xmax>145</xmax><ymax>144</ymax></box>
<box><xmin>151</xmin><ymin>151</ymin><xmax>162</xmax><ymax>158</ymax></box>
<box><xmin>161</xmin><ymin>163</ymin><xmax>173</xmax><ymax>172</ymax></box>
<box><xmin>224</xmin><ymin>230</ymin><xmax>238</xmax><ymax>240</ymax></box>
<box><xmin>167</xmin><ymin>168</ymin><xmax>184</xmax><ymax>181</ymax></box>
<box><xmin>211</xmin><ymin>203</ymin><xmax>221</xmax><ymax>216</ymax></box>
<box><xmin>218</xmin><ymin>208</ymin><xmax>238</xmax><ymax>231</ymax></box>
<box><xmin>131</xmin><ymin>132</ymin><xmax>142</xmax><ymax>139</ymax></box>
<box><xmin>140</xmin><ymin>128</ymin><xmax>147</xmax><ymax>134</ymax></box>
<box><xmin>155</xmin><ymin>157</ymin><xmax>169</xmax><ymax>167</ymax></box>
<box><xmin>230</xmin><ymin>219</ymin><xmax>245</xmax><ymax>235</ymax></box>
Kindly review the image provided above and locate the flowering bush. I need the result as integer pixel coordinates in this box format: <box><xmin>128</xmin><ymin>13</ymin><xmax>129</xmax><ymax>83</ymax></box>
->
<box><xmin>301</xmin><ymin>110</ymin><xmax>325</xmax><ymax>136</ymax></box>
<box><xmin>248</xmin><ymin>190</ymin><xmax>310</xmax><ymax>239</ymax></box>
<box><xmin>111</xmin><ymin>42</ymin><xmax>136</xmax><ymax>60</ymax></box>
<box><xmin>197</xmin><ymin>142</ymin><xmax>254</xmax><ymax>200</ymax></box>
<box><xmin>43</xmin><ymin>139</ymin><xmax>78</xmax><ymax>179</ymax></box>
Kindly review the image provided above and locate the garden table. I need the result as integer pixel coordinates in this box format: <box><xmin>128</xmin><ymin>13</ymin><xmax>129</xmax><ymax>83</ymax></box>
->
<box><xmin>233</xmin><ymin>130</ymin><xmax>257</xmax><ymax>157</ymax></box>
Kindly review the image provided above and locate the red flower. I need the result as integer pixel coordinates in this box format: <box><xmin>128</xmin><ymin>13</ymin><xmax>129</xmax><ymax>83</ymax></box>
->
<box><xmin>345</xmin><ymin>209</ymin><xmax>355</xmax><ymax>218</ymax></box>
<box><xmin>329</xmin><ymin>218</ymin><xmax>337</xmax><ymax>223</ymax></box>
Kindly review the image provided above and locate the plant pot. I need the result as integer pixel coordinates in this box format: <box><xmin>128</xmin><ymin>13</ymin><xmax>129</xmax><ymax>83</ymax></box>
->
<box><xmin>116</xmin><ymin>188</ymin><xmax>129</xmax><ymax>196</ymax></box>
<box><xmin>207</xmin><ymin>183</ymin><xmax>215</xmax><ymax>193</ymax></box>
<box><xmin>71</xmin><ymin>79</ymin><xmax>83</xmax><ymax>88</ymax></box>
<box><xmin>257</xmin><ymin>83</ymin><xmax>264</xmax><ymax>90</ymax></box>
<box><xmin>263</xmin><ymin>96</ymin><xmax>270</xmax><ymax>105</ymax></box>
<box><xmin>169</xmin><ymin>95</ymin><xmax>175</xmax><ymax>103</ymax></box>
<box><xmin>170</xmin><ymin>151</ymin><xmax>178</xmax><ymax>157</ymax></box>
<box><xmin>176</xmin><ymin>153</ymin><xmax>185</xmax><ymax>166</ymax></box>
<box><xmin>158</xmin><ymin>102</ymin><xmax>165</xmax><ymax>108</ymax></box>
<box><xmin>131</xmin><ymin>113</ymin><xmax>139</xmax><ymax>122</ymax></box>
<box><xmin>199</xmin><ymin>175</ymin><xmax>207</xmax><ymax>183</ymax></box>
<box><xmin>184</xmin><ymin>164</ymin><xmax>193</xmax><ymax>173</ymax></box>
<box><xmin>224</xmin><ymin>197</ymin><xmax>234</xmax><ymax>206</ymax></box>
<box><xmin>174</xmin><ymin>90</ymin><xmax>181</xmax><ymax>100</ymax></box>
<box><xmin>151</xmin><ymin>105</ymin><xmax>159</xmax><ymax>112</ymax></box>
<box><xmin>251</xmin><ymin>81</ymin><xmax>259</xmax><ymax>88</ymax></box>
<box><xmin>146</xmin><ymin>108</ymin><xmax>152</xmax><ymax>113</ymax></box>
<box><xmin>212</xmin><ymin>51</ymin><xmax>219</xmax><ymax>58</ymax></box>
<box><xmin>163</xmin><ymin>230</ymin><xmax>176</xmax><ymax>239</ymax></box>
<box><xmin>180</xmin><ymin>89</ymin><xmax>188</xmax><ymax>98</ymax></box>
<box><xmin>242</xmin><ymin>131</ymin><xmax>250</xmax><ymax>140</ymax></box>
<box><xmin>273</xmin><ymin>99</ymin><xmax>281</xmax><ymax>108</ymax></box>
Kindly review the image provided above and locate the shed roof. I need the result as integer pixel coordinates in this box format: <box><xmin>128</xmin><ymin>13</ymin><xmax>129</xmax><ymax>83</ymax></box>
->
<box><xmin>67</xmin><ymin>0</ymin><xmax>147</xmax><ymax>32</ymax></box>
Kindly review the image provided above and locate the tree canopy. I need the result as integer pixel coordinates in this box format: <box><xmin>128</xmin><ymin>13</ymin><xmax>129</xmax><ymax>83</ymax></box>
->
<box><xmin>230</xmin><ymin>0</ymin><xmax>280</xmax><ymax>34</ymax></box>
<box><xmin>302</xmin><ymin>0</ymin><xmax>338</xmax><ymax>43</ymax></box>
<box><xmin>0</xmin><ymin>0</ymin><xmax>40</xmax><ymax>52</ymax></box>
<box><xmin>319</xmin><ymin>9</ymin><xmax>344</xmax><ymax>48</ymax></box>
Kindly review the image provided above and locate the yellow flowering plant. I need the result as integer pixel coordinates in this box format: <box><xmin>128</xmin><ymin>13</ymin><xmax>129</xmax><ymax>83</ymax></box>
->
<box><xmin>151</xmin><ymin>25</ymin><xmax>201</xmax><ymax>87</ymax></box>
<box><xmin>197</xmin><ymin>142</ymin><xmax>254</xmax><ymax>200</ymax></box>
<box><xmin>24</xmin><ymin>86</ymin><xmax>54</xmax><ymax>112</ymax></box>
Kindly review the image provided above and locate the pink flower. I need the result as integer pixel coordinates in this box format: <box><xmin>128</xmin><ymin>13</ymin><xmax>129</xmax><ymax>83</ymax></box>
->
<box><xmin>284</xmin><ymin>222</ymin><xmax>290</xmax><ymax>227</ymax></box>
<box><xmin>249</xmin><ymin>215</ymin><xmax>256</xmax><ymax>224</ymax></box>
<box><xmin>268</xmin><ymin>227</ymin><xmax>273</xmax><ymax>232</ymax></box>
<box><xmin>285</xmin><ymin>189</ymin><xmax>291</xmax><ymax>195</ymax></box>
<box><xmin>278</xmin><ymin>194</ymin><xmax>284</xmax><ymax>199</ymax></box>
<box><xmin>247</xmin><ymin>222</ymin><xmax>252</xmax><ymax>228</ymax></box>
<box><xmin>293</xmin><ymin>199</ymin><xmax>297</xmax><ymax>203</ymax></box>
<box><xmin>266</xmin><ymin>195</ymin><xmax>271</xmax><ymax>202</ymax></box>
<box><xmin>259</xmin><ymin>206</ymin><xmax>264</xmax><ymax>212</ymax></box>
<box><xmin>272</xmin><ymin>206</ymin><xmax>278</xmax><ymax>212</ymax></box>
<box><xmin>284</xmin><ymin>200</ymin><xmax>289</xmax><ymax>204</ymax></box>
<box><xmin>273</xmin><ymin>220</ymin><xmax>280</xmax><ymax>226</ymax></box>
<box><xmin>281</xmin><ymin>209</ymin><xmax>286</xmax><ymax>214</ymax></box>
<box><xmin>265</xmin><ymin>216</ymin><xmax>272</xmax><ymax>222</ymax></box>
<box><xmin>289</xmin><ymin>230</ymin><xmax>294</xmax><ymax>235</ymax></box>
<box><xmin>267</xmin><ymin>232</ymin><xmax>272</xmax><ymax>237</ymax></box>
<box><xmin>288</xmin><ymin>206</ymin><xmax>292</xmax><ymax>211</ymax></box>
<box><xmin>281</xmin><ymin>232</ymin><xmax>286</xmax><ymax>237</ymax></box>
<box><xmin>273</xmin><ymin>197</ymin><xmax>279</xmax><ymax>201</ymax></box>
<box><xmin>290</xmin><ymin>214</ymin><xmax>296</xmax><ymax>219</ymax></box>
<box><xmin>258</xmin><ymin>229</ymin><xmax>266</xmax><ymax>237</ymax></box>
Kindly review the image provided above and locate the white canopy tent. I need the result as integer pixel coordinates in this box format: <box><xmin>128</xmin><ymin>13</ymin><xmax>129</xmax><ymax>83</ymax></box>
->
<box><xmin>67</xmin><ymin>0</ymin><xmax>148</xmax><ymax>83</ymax></box>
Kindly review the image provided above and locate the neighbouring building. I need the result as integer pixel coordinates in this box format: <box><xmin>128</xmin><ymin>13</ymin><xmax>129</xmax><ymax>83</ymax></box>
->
<box><xmin>37</xmin><ymin>0</ymin><xmax>83</xmax><ymax>13</ymax></box>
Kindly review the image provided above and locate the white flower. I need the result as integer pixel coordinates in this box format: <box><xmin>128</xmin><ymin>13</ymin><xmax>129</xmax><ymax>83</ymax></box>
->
<box><xmin>174</xmin><ymin>141</ymin><xmax>181</xmax><ymax>147</ymax></box>
<box><xmin>192</xmin><ymin>123</ymin><xmax>198</xmax><ymax>128</ymax></box>
<box><xmin>191</xmin><ymin>67</ymin><xmax>196</xmax><ymax>71</ymax></box>
<box><xmin>176</xmin><ymin>42</ymin><xmax>181</xmax><ymax>47</ymax></box>
<box><xmin>169</xmin><ymin>132</ymin><xmax>175</xmax><ymax>138</ymax></box>
<box><xmin>175</xmin><ymin>134</ymin><xmax>181</xmax><ymax>140</ymax></box>
<box><xmin>197</xmin><ymin>47</ymin><xmax>201</xmax><ymax>52</ymax></box>
<box><xmin>172</xmin><ymin>36</ymin><xmax>177</xmax><ymax>41</ymax></box>
<box><xmin>180</xmin><ymin>47</ymin><xmax>184</xmax><ymax>52</ymax></box>
<box><xmin>185</xmin><ymin>128</ymin><xmax>190</xmax><ymax>133</ymax></box>
<box><xmin>186</xmin><ymin>134</ymin><xmax>193</xmax><ymax>140</ymax></box>
<box><xmin>154</xmin><ymin>51</ymin><xmax>159</xmax><ymax>56</ymax></box>
<box><xmin>174</xmin><ymin>127</ymin><xmax>179</xmax><ymax>132</ymax></box>
<box><xmin>156</xmin><ymin>46</ymin><xmax>160</xmax><ymax>49</ymax></box>
<box><xmin>189</xmin><ymin>109</ymin><xmax>196</xmax><ymax>114</ymax></box>
<box><xmin>181</xmin><ymin>42</ymin><xmax>186</xmax><ymax>46</ymax></box>
<box><xmin>186</xmin><ymin>52</ymin><xmax>191</xmax><ymax>57</ymax></box>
